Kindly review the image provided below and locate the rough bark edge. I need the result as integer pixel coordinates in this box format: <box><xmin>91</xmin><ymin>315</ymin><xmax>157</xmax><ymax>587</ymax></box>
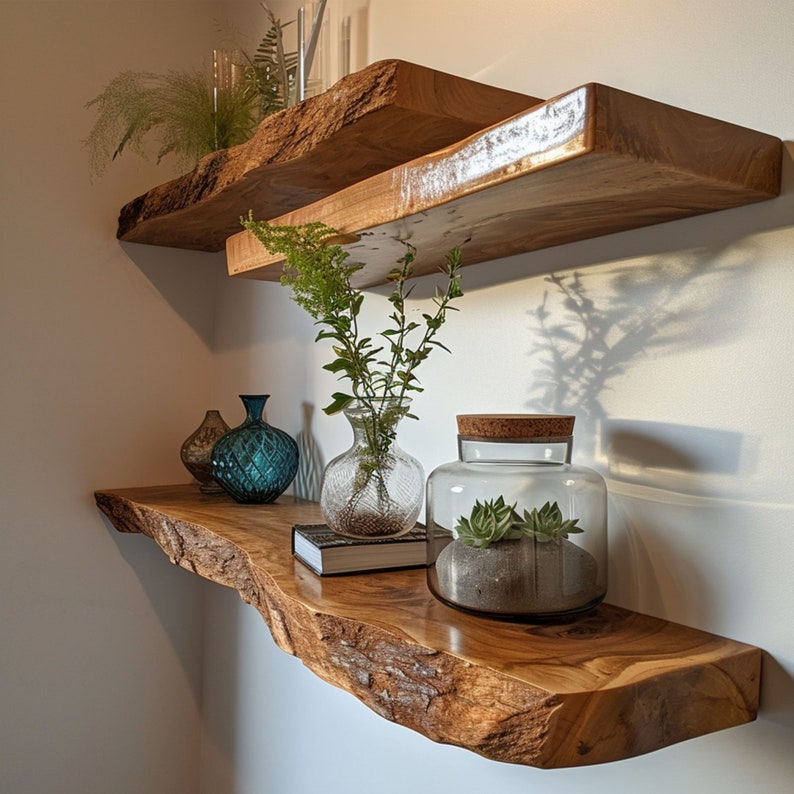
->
<box><xmin>95</xmin><ymin>491</ymin><xmax>561</xmax><ymax>766</ymax></box>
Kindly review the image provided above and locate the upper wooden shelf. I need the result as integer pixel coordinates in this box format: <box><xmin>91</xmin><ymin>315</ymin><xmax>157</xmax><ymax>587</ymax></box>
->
<box><xmin>227</xmin><ymin>82</ymin><xmax>783</xmax><ymax>287</ymax></box>
<box><xmin>95</xmin><ymin>484</ymin><xmax>761</xmax><ymax>769</ymax></box>
<box><xmin>116</xmin><ymin>60</ymin><xmax>540</xmax><ymax>252</ymax></box>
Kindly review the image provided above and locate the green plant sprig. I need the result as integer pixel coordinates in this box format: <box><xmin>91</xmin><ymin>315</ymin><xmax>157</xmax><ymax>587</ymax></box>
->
<box><xmin>240</xmin><ymin>215</ymin><xmax>463</xmax><ymax>499</ymax></box>
<box><xmin>377</xmin><ymin>245</ymin><xmax>463</xmax><ymax>410</ymax></box>
<box><xmin>455</xmin><ymin>498</ymin><xmax>583</xmax><ymax>549</ymax></box>
<box><xmin>240</xmin><ymin>216</ymin><xmax>463</xmax><ymax>418</ymax></box>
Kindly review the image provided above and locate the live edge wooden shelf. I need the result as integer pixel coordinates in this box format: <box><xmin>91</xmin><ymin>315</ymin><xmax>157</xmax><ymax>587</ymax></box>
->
<box><xmin>116</xmin><ymin>60</ymin><xmax>540</xmax><ymax>253</ymax></box>
<box><xmin>95</xmin><ymin>484</ymin><xmax>761</xmax><ymax>769</ymax></box>
<box><xmin>227</xmin><ymin>82</ymin><xmax>782</xmax><ymax>286</ymax></box>
<box><xmin>116</xmin><ymin>61</ymin><xmax>782</xmax><ymax>290</ymax></box>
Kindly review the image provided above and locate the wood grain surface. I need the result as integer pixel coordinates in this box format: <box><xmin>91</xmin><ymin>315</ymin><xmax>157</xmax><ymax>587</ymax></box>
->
<box><xmin>227</xmin><ymin>82</ymin><xmax>782</xmax><ymax>287</ymax></box>
<box><xmin>115</xmin><ymin>60</ymin><xmax>540</xmax><ymax>252</ymax></box>
<box><xmin>95</xmin><ymin>484</ymin><xmax>761</xmax><ymax>768</ymax></box>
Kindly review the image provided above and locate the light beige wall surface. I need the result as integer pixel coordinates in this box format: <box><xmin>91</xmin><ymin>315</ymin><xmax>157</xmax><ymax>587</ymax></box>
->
<box><xmin>2</xmin><ymin>1</ymin><xmax>793</xmax><ymax>793</ymax></box>
<box><xmin>0</xmin><ymin>2</ymin><xmax>226</xmax><ymax>792</ymax></box>
<box><xmin>204</xmin><ymin>1</ymin><xmax>794</xmax><ymax>792</ymax></box>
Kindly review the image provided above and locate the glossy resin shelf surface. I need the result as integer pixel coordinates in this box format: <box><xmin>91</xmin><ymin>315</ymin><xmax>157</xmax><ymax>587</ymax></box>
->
<box><xmin>227</xmin><ymin>82</ymin><xmax>782</xmax><ymax>287</ymax></box>
<box><xmin>95</xmin><ymin>484</ymin><xmax>762</xmax><ymax>769</ymax></box>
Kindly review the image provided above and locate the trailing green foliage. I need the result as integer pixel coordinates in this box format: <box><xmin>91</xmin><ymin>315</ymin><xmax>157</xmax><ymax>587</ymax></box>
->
<box><xmin>455</xmin><ymin>498</ymin><xmax>583</xmax><ymax>549</ymax></box>
<box><xmin>84</xmin><ymin>3</ymin><xmax>296</xmax><ymax>178</ymax></box>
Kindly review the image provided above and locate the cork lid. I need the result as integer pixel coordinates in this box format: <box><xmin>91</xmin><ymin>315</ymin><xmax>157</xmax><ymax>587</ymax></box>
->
<box><xmin>456</xmin><ymin>414</ymin><xmax>575</xmax><ymax>439</ymax></box>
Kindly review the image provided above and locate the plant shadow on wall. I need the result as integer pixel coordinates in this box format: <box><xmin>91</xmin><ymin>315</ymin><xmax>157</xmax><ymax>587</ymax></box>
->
<box><xmin>527</xmin><ymin>244</ymin><xmax>758</xmax><ymax>624</ymax></box>
<box><xmin>530</xmin><ymin>249</ymin><xmax>750</xmax><ymax>472</ymax></box>
<box><xmin>529</xmin><ymin>243</ymin><xmax>794</xmax><ymax>733</ymax></box>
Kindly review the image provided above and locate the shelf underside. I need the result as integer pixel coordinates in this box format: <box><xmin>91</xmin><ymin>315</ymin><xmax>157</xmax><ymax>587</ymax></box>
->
<box><xmin>95</xmin><ymin>484</ymin><xmax>761</xmax><ymax>769</ymax></box>
<box><xmin>227</xmin><ymin>82</ymin><xmax>782</xmax><ymax>287</ymax></box>
<box><xmin>115</xmin><ymin>60</ymin><xmax>540</xmax><ymax>252</ymax></box>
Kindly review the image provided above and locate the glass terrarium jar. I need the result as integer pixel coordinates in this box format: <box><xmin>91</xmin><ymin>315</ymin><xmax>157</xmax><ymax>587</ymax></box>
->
<box><xmin>426</xmin><ymin>414</ymin><xmax>607</xmax><ymax>619</ymax></box>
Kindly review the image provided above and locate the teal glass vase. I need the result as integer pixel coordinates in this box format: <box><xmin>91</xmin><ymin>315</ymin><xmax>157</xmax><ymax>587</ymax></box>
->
<box><xmin>211</xmin><ymin>395</ymin><xmax>299</xmax><ymax>504</ymax></box>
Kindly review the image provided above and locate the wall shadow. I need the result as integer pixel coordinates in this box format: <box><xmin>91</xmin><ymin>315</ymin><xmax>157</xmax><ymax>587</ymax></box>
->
<box><xmin>523</xmin><ymin>238</ymin><xmax>794</xmax><ymax>722</ymax></box>
<box><xmin>119</xmin><ymin>241</ymin><xmax>224</xmax><ymax>348</ymax></box>
<box><xmin>527</xmin><ymin>240</ymin><xmax>759</xmax><ymax>463</ymax></box>
<box><xmin>452</xmin><ymin>141</ymin><xmax>794</xmax><ymax>295</ymax></box>
<box><xmin>101</xmin><ymin>511</ymin><xmax>205</xmax><ymax>707</ymax></box>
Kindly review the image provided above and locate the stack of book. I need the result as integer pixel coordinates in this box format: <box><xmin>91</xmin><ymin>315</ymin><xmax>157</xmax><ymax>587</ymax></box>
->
<box><xmin>292</xmin><ymin>523</ymin><xmax>426</xmax><ymax>575</ymax></box>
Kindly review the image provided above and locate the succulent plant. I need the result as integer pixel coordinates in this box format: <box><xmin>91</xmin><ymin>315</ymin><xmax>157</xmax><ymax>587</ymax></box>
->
<box><xmin>515</xmin><ymin>501</ymin><xmax>583</xmax><ymax>544</ymax></box>
<box><xmin>454</xmin><ymin>498</ymin><xmax>582</xmax><ymax>549</ymax></box>
<box><xmin>454</xmin><ymin>496</ymin><xmax>523</xmax><ymax>549</ymax></box>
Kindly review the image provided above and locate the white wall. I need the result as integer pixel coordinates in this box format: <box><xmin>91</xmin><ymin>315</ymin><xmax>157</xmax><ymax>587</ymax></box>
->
<box><xmin>203</xmin><ymin>0</ymin><xmax>794</xmax><ymax>792</ymax></box>
<box><xmin>4</xmin><ymin>1</ymin><xmax>792</xmax><ymax>792</ymax></box>
<box><xmin>0</xmin><ymin>2</ymin><xmax>227</xmax><ymax>792</ymax></box>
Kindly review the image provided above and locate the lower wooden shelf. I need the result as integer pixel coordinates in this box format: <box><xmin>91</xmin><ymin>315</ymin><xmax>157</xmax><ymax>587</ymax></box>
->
<box><xmin>95</xmin><ymin>484</ymin><xmax>761</xmax><ymax>769</ymax></box>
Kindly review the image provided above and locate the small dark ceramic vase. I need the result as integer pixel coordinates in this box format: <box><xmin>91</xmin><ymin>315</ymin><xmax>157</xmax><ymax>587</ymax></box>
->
<box><xmin>180</xmin><ymin>410</ymin><xmax>230</xmax><ymax>493</ymax></box>
<box><xmin>211</xmin><ymin>395</ymin><xmax>299</xmax><ymax>504</ymax></box>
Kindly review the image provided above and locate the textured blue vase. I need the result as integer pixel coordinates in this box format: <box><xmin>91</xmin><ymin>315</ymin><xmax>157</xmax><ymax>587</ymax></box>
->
<box><xmin>211</xmin><ymin>395</ymin><xmax>299</xmax><ymax>504</ymax></box>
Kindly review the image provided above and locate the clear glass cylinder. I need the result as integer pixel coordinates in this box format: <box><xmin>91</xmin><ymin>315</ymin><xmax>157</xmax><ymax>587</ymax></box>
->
<box><xmin>426</xmin><ymin>415</ymin><xmax>607</xmax><ymax>619</ymax></box>
<box><xmin>295</xmin><ymin>2</ymin><xmax>329</xmax><ymax>102</ymax></box>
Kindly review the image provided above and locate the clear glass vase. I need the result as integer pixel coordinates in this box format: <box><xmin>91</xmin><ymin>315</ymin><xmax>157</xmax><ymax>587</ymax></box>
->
<box><xmin>427</xmin><ymin>414</ymin><xmax>607</xmax><ymax>619</ymax></box>
<box><xmin>320</xmin><ymin>398</ymin><xmax>424</xmax><ymax>539</ymax></box>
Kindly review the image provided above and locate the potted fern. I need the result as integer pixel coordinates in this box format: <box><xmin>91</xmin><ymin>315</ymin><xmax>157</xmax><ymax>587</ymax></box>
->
<box><xmin>241</xmin><ymin>216</ymin><xmax>464</xmax><ymax>538</ymax></box>
<box><xmin>84</xmin><ymin>4</ymin><xmax>297</xmax><ymax>178</ymax></box>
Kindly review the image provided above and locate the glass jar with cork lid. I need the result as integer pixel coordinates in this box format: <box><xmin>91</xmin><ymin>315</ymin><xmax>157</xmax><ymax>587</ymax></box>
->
<box><xmin>426</xmin><ymin>414</ymin><xmax>607</xmax><ymax>619</ymax></box>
